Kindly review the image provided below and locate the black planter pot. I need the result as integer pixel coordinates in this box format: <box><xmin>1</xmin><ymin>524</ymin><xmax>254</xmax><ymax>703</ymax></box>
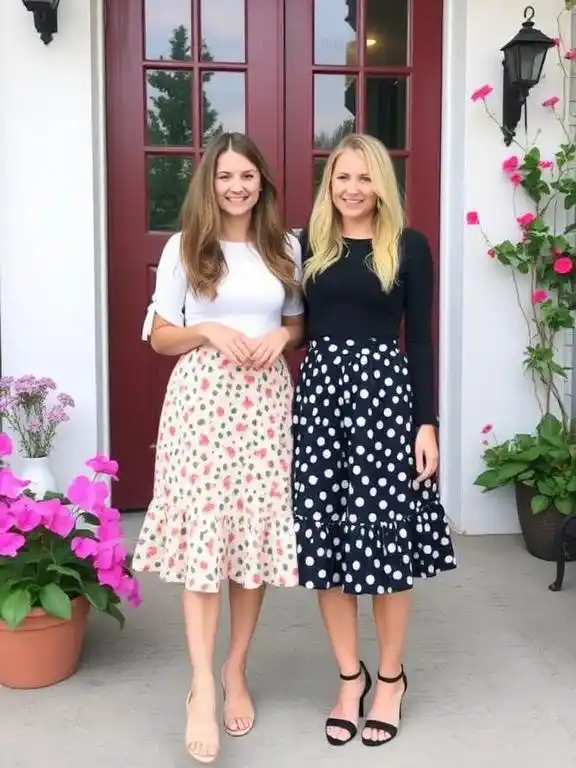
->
<box><xmin>515</xmin><ymin>483</ymin><xmax>576</xmax><ymax>562</ymax></box>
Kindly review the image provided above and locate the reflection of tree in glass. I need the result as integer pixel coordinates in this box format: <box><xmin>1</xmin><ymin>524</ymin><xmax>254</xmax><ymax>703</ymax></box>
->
<box><xmin>314</xmin><ymin>118</ymin><xmax>355</xmax><ymax>149</ymax></box>
<box><xmin>147</xmin><ymin>25</ymin><xmax>222</xmax><ymax>230</ymax></box>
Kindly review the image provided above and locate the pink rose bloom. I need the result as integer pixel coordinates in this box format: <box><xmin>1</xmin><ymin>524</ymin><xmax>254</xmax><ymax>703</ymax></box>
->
<box><xmin>471</xmin><ymin>84</ymin><xmax>493</xmax><ymax>102</ymax></box>
<box><xmin>466</xmin><ymin>211</ymin><xmax>480</xmax><ymax>225</ymax></box>
<box><xmin>553</xmin><ymin>256</ymin><xmax>573</xmax><ymax>275</ymax></box>
<box><xmin>517</xmin><ymin>212</ymin><xmax>536</xmax><ymax>228</ymax></box>
<box><xmin>531</xmin><ymin>290</ymin><xmax>548</xmax><ymax>304</ymax></box>
<box><xmin>502</xmin><ymin>156</ymin><xmax>519</xmax><ymax>172</ymax></box>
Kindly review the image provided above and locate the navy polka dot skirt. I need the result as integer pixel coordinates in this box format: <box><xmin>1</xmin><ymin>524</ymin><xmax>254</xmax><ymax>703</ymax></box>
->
<box><xmin>291</xmin><ymin>337</ymin><xmax>456</xmax><ymax>595</ymax></box>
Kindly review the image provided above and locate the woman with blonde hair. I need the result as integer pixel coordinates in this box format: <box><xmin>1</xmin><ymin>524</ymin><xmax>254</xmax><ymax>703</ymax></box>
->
<box><xmin>292</xmin><ymin>133</ymin><xmax>456</xmax><ymax>747</ymax></box>
<box><xmin>132</xmin><ymin>132</ymin><xmax>304</xmax><ymax>763</ymax></box>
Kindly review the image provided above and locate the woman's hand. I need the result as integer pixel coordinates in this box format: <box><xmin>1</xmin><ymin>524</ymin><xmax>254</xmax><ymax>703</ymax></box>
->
<box><xmin>414</xmin><ymin>424</ymin><xmax>438</xmax><ymax>482</ymax></box>
<box><xmin>249</xmin><ymin>327</ymin><xmax>290</xmax><ymax>370</ymax></box>
<box><xmin>203</xmin><ymin>323</ymin><xmax>253</xmax><ymax>366</ymax></box>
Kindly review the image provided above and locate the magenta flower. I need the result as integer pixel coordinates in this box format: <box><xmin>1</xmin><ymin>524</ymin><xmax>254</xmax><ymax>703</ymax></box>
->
<box><xmin>0</xmin><ymin>468</ymin><xmax>29</xmax><ymax>499</ymax></box>
<box><xmin>553</xmin><ymin>256</ymin><xmax>573</xmax><ymax>275</ymax></box>
<box><xmin>71</xmin><ymin>536</ymin><xmax>99</xmax><ymax>559</ymax></box>
<box><xmin>0</xmin><ymin>531</ymin><xmax>26</xmax><ymax>557</ymax></box>
<box><xmin>0</xmin><ymin>502</ymin><xmax>14</xmax><ymax>534</ymax></box>
<box><xmin>531</xmin><ymin>290</ymin><xmax>548</xmax><ymax>304</ymax></box>
<box><xmin>481</xmin><ymin>424</ymin><xmax>493</xmax><ymax>435</ymax></box>
<box><xmin>97</xmin><ymin>564</ymin><xmax>124</xmax><ymax>591</ymax></box>
<box><xmin>517</xmin><ymin>212</ymin><xmax>536</xmax><ymax>228</ymax></box>
<box><xmin>10</xmin><ymin>497</ymin><xmax>43</xmax><ymax>532</ymax></box>
<box><xmin>510</xmin><ymin>173</ymin><xmax>522</xmax><ymax>186</ymax></box>
<box><xmin>94</xmin><ymin>539</ymin><xmax>127</xmax><ymax>571</ymax></box>
<box><xmin>67</xmin><ymin>475</ymin><xmax>110</xmax><ymax>512</ymax></box>
<box><xmin>564</xmin><ymin>48</ymin><xmax>576</xmax><ymax>60</ymax></box>
<box><xmin>471</xmin><ymin>84</ymin><xmax>493</xmax><ymax>102</ymax></box>
<box><xmin>502</xmin><ymin>156</ymin><xmax>519</xmax><ymax>172</ymax></box>
<box><xmin>98</xmin><ymin>518</ymin><xmax>123</xmax><ymax>541</ymax></box>
<box><xmin>85</xmin><ymin>454</ymin><xmax>119</xmax><ymax>479</ymax></box>
<box><xmin>118</xmin><ymin>574</ymin><xmax>142</xmax><ymax>608</ymax></box>
<box><xmin>38</xmin><ymin>499</ymin><xmax>75</xmax><ymax>538</ymax></box>
<box><xmin>539</xmin><ymin>160</ymin><xmax>553</xmax><ymax>169</ymax></box>
<box><xmin>0</xmin><ymin>433</ymin><xmax>12</xmax><ymax>457</ymax></box>
<box><xmin>466</xmin><ymin>211</ymin><xmax>480</xmax><ymax>225</ymax></box>
<box><xmin>542</xmin><ymin>96</ymin><xmax>560</xmax><ymax>108</ymax></box>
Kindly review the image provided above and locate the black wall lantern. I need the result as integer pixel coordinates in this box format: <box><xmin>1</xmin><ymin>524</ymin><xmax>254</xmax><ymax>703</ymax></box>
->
<box><xmin>22</xmin><ymin>0</ymin><xmax>60</xmax><ymax>45</ymax></box>
<box><xmin>501</xmin><ymin>6</ymin><xmax>555</xmax><ymax>146</ymax></box>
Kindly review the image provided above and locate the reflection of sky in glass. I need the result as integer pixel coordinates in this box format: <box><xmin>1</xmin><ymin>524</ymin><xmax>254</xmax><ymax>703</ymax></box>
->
<box><xmin>144</xmin><ymin>0</ymin><xmax>362</xmax><ymax>137</ymax></box>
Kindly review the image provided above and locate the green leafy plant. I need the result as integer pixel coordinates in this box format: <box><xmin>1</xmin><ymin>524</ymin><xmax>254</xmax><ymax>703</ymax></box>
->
<box><xmin>469</xmin><ymin>10</ymin><xmax>576</xmax><ymax>515</ymax></box>
<box><xmin>0</xmin><ymin>432</ymin><xmax>141</xmax><ymax>629</ymax></box>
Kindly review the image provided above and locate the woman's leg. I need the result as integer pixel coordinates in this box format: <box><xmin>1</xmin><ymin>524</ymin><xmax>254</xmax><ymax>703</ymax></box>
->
<box><xmin>183</xmin><ymin>589</ymin><xmax>221</xmax><ymax>761</ymax></box>
<box><xmin>318</xmin><ymin>588</ymin><xmax>367</xmax><ymax>742</ymax></box>
<box><xmin>362</xmin><ymin>590</ymin><xmax>412</xmax><ymax>743</ymax></box>
<box><xmin>221</xmin><ymin>581</ymin><xmax>266</xmax><ymax>733</ymax></box>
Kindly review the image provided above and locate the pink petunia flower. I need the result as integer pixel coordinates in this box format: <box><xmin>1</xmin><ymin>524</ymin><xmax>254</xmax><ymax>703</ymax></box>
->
<box><xmin>0</xmin><ymin>433</ymin><xmax>12</xmax><ymax>458</ymax></box>
<box><xmin>471</xmin><ymin>84</ymin><xmax>493</xmax><ymax>102</ymax></box>
<box><xmin>542</xmin><ymin>96</ymin><xmax>560</xmax><ymax>108</ymax></box>
<box><xmin>0</xmin><ymin>468</ymin><xmax>29</xmax><ymax>500</ymax></box>
<box><xmin>553</xmin><ymin>256</ymin><xmax>573</xmax><ymax>275</ymax></box>
<box><xmin>85</xmin><ymin>454</ymin><xmax>119</xmax><ymax>479</ymax></box>
<box><xmin>97</xmin><ymin>564</ymin><xmax>124</xmax><ymax>591</ymax></box>
<box><xmin>0</xmin><ymin>531</ymin><xmax>26</xmax><ymax>557</ymax></box>
<box><xmin>466</xmin><ymin>211</ymin><xmax>480</xmax><ymax>225</ymax></box>
<box><xmin>71</xmin><ymin>536</ymin><xmax>99</xmax><ymax>559</ymax></box>
<box><xmin>10</xmin><ymin>497</ymin><xmax>43</xmax><ymax>532</ymax></box>
<box><xmin>37</xmin><ymin>498</ymin><xmax>75</xmax><ymax>538</ymax></box>
<box><xmin>66</xmin><ymin>475</ymin><xmax>110</xmax><ymax>512</ymax></box>
<box><xmin>531</xmin><ymin>290</ymin><xmax>548</xmax><ymax>304</ymax></box>
<box><xmin>0</xmin><ymin>501</ymin><xmax>14</xmax><ymax>534</ymax></box>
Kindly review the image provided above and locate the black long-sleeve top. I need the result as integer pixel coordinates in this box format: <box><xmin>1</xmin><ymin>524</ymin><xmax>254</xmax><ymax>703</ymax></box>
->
<box><xmin>299</xmin><ymin>227</ymin><xmax>437</xmax><ymax>427</ymax></box>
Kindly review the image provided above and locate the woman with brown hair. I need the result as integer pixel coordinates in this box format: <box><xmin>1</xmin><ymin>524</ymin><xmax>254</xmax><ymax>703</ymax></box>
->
<box><xmin>132</xmin><ymin>132</ymin><xmax>304</xmax><ymax>763</ymax></box>
<box><xmin>292</xmin><ymin>133</ymin><xmax>456</xmax><ymax>748</ymax></box>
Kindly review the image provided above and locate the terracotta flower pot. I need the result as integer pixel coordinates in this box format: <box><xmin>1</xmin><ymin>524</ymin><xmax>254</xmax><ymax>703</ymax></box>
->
<box><xmin>0</xmin><ymin>596</ymin><xmax>91</xmax><ymax>689</ymax></box>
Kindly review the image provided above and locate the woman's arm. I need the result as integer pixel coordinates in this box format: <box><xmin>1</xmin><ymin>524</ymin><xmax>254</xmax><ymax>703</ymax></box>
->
<box><xmin>149</xmin><ymin>315</ymin><xmax>210</xmax><ymax>356</ymax></box>
<box><xmin>403</xmin><ymin>229</ymin><xmax>438</xmax><ymax>428</ymax></box>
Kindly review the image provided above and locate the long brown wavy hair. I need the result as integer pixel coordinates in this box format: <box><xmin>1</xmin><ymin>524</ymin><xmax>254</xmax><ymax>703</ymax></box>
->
<box><xmin>179</xmin><ymin>132</ymin><xmax>298</xmax><ymax>299</ymax></box>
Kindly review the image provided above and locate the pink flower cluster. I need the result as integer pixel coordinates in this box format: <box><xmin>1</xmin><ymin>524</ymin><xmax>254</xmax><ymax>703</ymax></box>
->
<box><xmin>0</xmin><ymin>433</ymin><xmax>141</xmax><ymax>608</ymax></box>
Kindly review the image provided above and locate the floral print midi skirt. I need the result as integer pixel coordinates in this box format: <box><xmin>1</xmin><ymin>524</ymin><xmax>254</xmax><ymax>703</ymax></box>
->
<box><xmin>132</xmin><ymin>347</ymin><xmax>299</xmax><ymax>592</ymax></box>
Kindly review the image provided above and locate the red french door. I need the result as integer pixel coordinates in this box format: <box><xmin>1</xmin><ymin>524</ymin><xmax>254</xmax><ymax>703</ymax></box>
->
<box><xmin>105</xmin><ymin>0</ymin><xmax>443</xmax><ymax>510</ymax></box>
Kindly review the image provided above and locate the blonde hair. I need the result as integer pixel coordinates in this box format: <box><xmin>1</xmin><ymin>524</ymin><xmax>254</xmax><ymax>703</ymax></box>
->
<box><xmin>304</xmin><ymin>133</ymin><xmax>405</xmax><ymax>292</ymax></box>
<box><xmin>179</xmin><ymin>132</ymin><xmax>297</xmax><ymax>299</ymax></box>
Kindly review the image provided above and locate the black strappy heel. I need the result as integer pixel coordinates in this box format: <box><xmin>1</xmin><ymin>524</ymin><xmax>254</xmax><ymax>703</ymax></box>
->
<box><xmin>325</xmin><ymin>660</ymin><xmax>372</xmax><ymax>746</ymax></box>
<box><xmin>362</xmin><ymin>667</ymin><xmax>408</xmax><ymax>747</ymax></box>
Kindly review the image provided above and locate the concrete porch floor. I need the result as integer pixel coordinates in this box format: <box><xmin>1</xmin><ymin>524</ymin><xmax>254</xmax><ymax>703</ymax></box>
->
<box><xmin>2</xmin><ymin>514</ymin><xmax>576</xmax><ymax>768</ymax></box>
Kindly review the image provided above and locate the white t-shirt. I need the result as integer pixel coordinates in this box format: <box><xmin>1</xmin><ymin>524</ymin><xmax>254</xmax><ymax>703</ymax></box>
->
<box><xmin>141</xmin><ymin>232</ymin><xmax>304</xmax><ymax>340</ymax></box>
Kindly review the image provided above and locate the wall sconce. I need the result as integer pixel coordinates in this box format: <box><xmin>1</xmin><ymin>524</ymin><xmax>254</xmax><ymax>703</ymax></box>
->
<box><xmin>500</xmin><ymin>6</ymin><xmax>555</xmax><ymax>146</ymax></box>
<box><xmin>22</xmin><ymin>0</ymin><xmax>60</xmax><ymax>45</ymax></box>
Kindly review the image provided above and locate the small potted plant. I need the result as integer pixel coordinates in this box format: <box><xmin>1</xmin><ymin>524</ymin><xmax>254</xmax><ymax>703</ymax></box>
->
<box><xmin>0</xmin><ymin>432</ymin><xmax>142</xmax><ymax>689</ymax></box>
<box><xmin>469</xmin><ymin>17</ymin><xmax>576</xmax><ymax>560</ymax></box>
<box><xmin>0</xmin><ymin>375</ymin><xmax>75</xmax><ymax>496</ymax></box>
